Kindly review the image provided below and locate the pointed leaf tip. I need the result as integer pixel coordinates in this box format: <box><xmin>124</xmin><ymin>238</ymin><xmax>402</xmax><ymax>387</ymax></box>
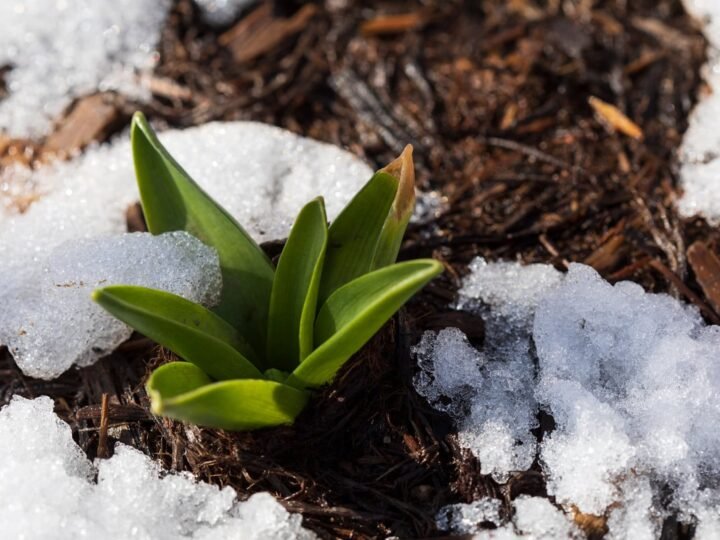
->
<box><xmin>288</xmin><ymin>258</ymin><xmax>443</xmax><ymax>389</ymax></box>
<box><xmin>318</xmin><ymin>172</ymin><xmax>398</xmax><ymax>304</ymax></box>
<box><xmin>132</xmin><ymin>110</ymin><xmax>149</xmax><ymax>130</ymax></box>
<box><xmin>371</xmin><ymin>145</ymin><xmax>417</xmax><ymax>269</ymax></box>
<box><xmin>267</xmin><ymin>197</ymin><xmax>328</xmax><ymax>370</ymax></box>
<box><xmin>129</xmin><ymin>112</ymin><xmax>274</xmax><ymax>356</ymax></box>
<box><xmin>380</xmin><ymin>144</ymin><xmax>415</xmax><ymax>221</ymax></box>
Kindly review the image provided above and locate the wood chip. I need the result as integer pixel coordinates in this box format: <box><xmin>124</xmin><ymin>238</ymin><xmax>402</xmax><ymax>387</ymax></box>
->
<box><xmin>500</xmin><ymin>103</ymin><xmax>519</xmax><ymax>130</ymax></box>
<box><xmin>125</xmin><ymin>202</ymin><xmax>148</xmax><ymax>233</ymax></box>
<box><xmin>1</xmin><ymin>140</ymin><xmax>40</xmax><ymax>168</ymax></box>
<box><xmin>0</xmin><ymin>134</ymin><xmax>10</xmax><ymax>156</ymax></box>
<box><xmin>688</xmin><ymin>241</ymin><xmax>720</xmax><ymax>316</ymax></box>
<box><xmin>361</xmin><ymin>12</ymin><xmax>426</xmax><ymax>36</ymax></box>
<box><xmin>591</xmin><ymin>11</ymin><xmax>623</xmax><ymax>35</ymax></box>
<box><xmin>220</xmin><ymin>3</ymin><xmax>317</xmax><ymax>64</ymax></box>
<box><xmin>44</xmin><ymin>93</ymin><xmax>119</xmax><ymax>156</ymax></box>
<box><xmin>572</xmin><ymin>507</ymin><xmax>608</xmax><ymax>537</ymax></box>
<box><xmin>147</xmin><ymin>76</ymin><xmax>194</xmax><ymax>102</ymax></box>
<box><xmin>624</xmin><ymin>50</ymin><xmax>665</xmax><ymax>75</ymax></box>
<box><xmin>588</xmin><ymin>96</ymin><xmax>644</xmax><ymax>140</ymax></box>
<box><xmin>583</xmin><ymin>234</ymin><xmax>626</xmax><ymax>273</ymax></box>
<box><xmin>479</xmin><ymin>24</ymin><xmax>527</xmax><ymax>52</ymax></box>
<box><xmin>631</xmin><ymin>16</ymin><xmax>697</xmax><ymax>51</ymax></box>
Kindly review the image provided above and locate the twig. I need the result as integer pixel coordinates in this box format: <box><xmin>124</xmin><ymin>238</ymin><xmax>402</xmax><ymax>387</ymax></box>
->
<box><xmin>481</xmin><ymin>136</ymin><xmax>591</xmax><ymax>178</ymax></box>
<box><xmin>97</xmin><ymin>393</ymin><xmax>109</xmax><ymax>459</ymax></box>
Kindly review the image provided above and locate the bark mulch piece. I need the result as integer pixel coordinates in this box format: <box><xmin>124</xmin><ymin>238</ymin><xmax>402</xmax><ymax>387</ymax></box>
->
<box><xmin>43</xmin><ymin>93</ymin><xmax>123</xmax><ymax>157</ymax></box>
<box><xmin>0</xmin><ymin>0</ymin><xmax>716</xmax><ymax>538</ymax></box>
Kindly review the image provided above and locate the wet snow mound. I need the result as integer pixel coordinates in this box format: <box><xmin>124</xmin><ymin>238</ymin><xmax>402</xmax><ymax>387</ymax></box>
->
<box><xmin>536</xmin><ymin>264</ymin><xmax>720</xmax><ymax>534</ymax></box>
<box><xmin>414</xmin><ymin>259</ymin><xmax>562</xmax><ymax>481</ymax></box>
<box><xmin>436</xmin><ymin>496</ymin><xmax>581</xmax><ymax>539</ymax></box>
<box><xmin>0</xmin><ymin>0</ymin><xmax>170</xmax><ymax>138</ymax></box>
<box><xmin>0</xmin><ymin>122</ymin><xmax>372</xmax><ymax>378</ymax></box>
<box><xmin>0</xmin><ymin>121</ymin><xmax>372</xmax><ymax>268</ymax></box>
<box><xmin>416</xmin><ymin>259</ymin><xmax>720</xmax><ymax>535</ymax></box>
<box><xmin>0</xmin><ymin>232</ymin><xmax>221</xmax><ymax>380</ymax></box>
<box><xmin>0</xmin><ymin>395</ymin><xmax>316</xmax><ymax>539</ymax></box>
<box><xmin>678</xmin><ymin>1</ymin><xmax>720</xmax><ymax>221</ymax></box>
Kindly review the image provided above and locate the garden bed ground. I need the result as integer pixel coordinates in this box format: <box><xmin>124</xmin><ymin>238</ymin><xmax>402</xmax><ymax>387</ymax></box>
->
<box><xmin>0</xmin><ymin>0</ymin><xmax>716</xmax><ymax>538</ymax></box>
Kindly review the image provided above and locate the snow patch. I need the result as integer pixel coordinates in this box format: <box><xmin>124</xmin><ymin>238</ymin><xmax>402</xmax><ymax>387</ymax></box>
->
<box><xmin>536</xmin><ymin>264</ymin><xmax>720</xmax><ymax>532</ymax></box>
<box><xmin>0</xmin><ymin>395</ymin><xmax>316</xmax><ymax>539</ymax></box>
<box><xmin>414</xmin><ymin>259</ymin><xmax>562</xmax><ymax>481</ymax></box>
<box><xmin>0</xmin><ymin>121</ymin><xmax>372</xmax><ymax>268</ymax></box>
<box><xmin>0</xmin><ymin>232</ymin><xmax>222</xmax><ymax>380</ymax></box>
<box><xmin>0</xmin><ymin>0</ymin><xmax>170</xmax><ymax>138</ymax></box>
<box><xmin>436</xmin><ymin>498</ymin><xmax>503</xmax><ymax>533</ymax></box>
<box><xmin>195</xmin><ymin>0</ymin><xmax>256</xmax><ymax>26</ymax></box>
<box><xmin>678</xmin><ymin>1</ymin><xmax>720</xmax><ymax>221</ymax></box>
<box><xmin>436</xmin><ymin>496</ymin><xmax>581</xmax><ymax>539</ymax></box>
<box><xmin>415</xmin><ymin>258</ymin><xmax>720</xmax><ymax>534</ymax></box>
<box><xmin>0</xmin><ymin>122</ymin><xmax>372</xmax><ymax>378</ymax></box>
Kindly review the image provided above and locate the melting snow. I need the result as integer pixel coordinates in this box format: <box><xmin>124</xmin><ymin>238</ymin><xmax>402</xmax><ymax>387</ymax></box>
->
<box><xmin>436</xmin><ymin>498</ymin><xmax>503</xmax><ymax>533</ymax></box>
<box><xmin>678</xmin><ymin>1</ymin><xmax>720</xmax><ymax>221</ymax></box>
<box><xmin>0</xmin><ymin>232</ymin><xmax>222</xmax><ymax>380</ymax></box>
<box><xmin>0</xmin><ymin>121</ymin><xmax>372</xmax><ymax>267</ymax></box>
<box><xmin>195</xmin><ymin>0</ymin><xmax>256</xmax><ymax>26</ymax></box>
<box><xmin>436</xmin><ymin>496</ymin><xmax>581</xmax><ymax>539</ymax></box>
<box><xmin>0</xmin><ymin>122</ymin><xmax>372</xmax><ymax>378</ymax></box>
<box><xmin>415</xmin><ymin>258</ymin><xmax>720</xmax><ymax>535</ymax></box>
<box><xmin>414</xmin><ymin>259</ymin><xmax>561</xmax><ymax>481</ymax></box>
<box><xmin>0</xmin><ymin>395</ymin><xmax>316</xmax><ymax>540</ymax></box>
<box><xmin>0</xmin><ymin>0</ymin><xmax>170</xmax><ymax>138</ymax></box>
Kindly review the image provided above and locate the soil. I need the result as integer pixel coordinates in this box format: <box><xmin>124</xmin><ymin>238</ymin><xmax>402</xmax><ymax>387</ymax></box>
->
<box><xmin>0</xmin><ymin>1</ymin><xmax>716</xmax><ymax>538</ymax></box>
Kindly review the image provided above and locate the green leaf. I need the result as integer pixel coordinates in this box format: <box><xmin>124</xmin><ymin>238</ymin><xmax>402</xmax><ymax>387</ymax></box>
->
<box><xmin>317</xmin><ymin>171</ymin><xmax>398</xmax><ymax>305</ymax></box>
<box><xmin>147</xmin><ymin>362</ymin><xmax>212</xmax><ymax>403</ymax></box>
<box><xmin>266</xmin><ymin>198</ymin><xmax>327</xmax><ymax>370</ymax></box>
<box><xmin>287</xmin><ymin>259</ymin><xmax>443</xmax><ymax>389</ymax></box>
<box><xmin>131</xmin><ymin>112</ymin><xmax>274</xmax><ymax>356</ymax></box>
<box><xmin>93</xmin><ymin>286</ymin><xmax>263</xmax><ymax>381</ymax></box>
<box><xmin>371</xmin><ymin>145</ymin><xmax>416</xmax><ymax>269</ymax></box>
<box><xmin>264</xmin><ymin>368</ymin><xmax>289</xmax><ymax>383</ymax></box>
<box><xmin>147</xmin><ymin>364</ymin><xmax>309</xmax><ymax>431</ymax></box>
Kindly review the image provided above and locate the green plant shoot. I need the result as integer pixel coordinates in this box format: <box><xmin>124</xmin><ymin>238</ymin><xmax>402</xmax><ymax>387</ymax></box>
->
<box><xmin>94</xmin><ymin>112</ymin><xmax>443</xmax><ymax>431</ymax></box>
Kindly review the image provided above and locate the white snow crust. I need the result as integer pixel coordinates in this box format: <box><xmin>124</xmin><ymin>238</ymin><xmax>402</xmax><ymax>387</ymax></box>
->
<box><xmin>415</xmin><ymin>258</ymin><xmax>720</xmax><ymax>536</ymax></box>
<box><xmin>0</xmin><ymin>0</ymin><xmax>170</xmax><ymax>138</ymax></box>
<box><xmin>436</xmin><ymin>496</ymin><xmax>581</xmax><ymax>539</ymax></box>
<box><xmin>0</xmin><ymin>232</ymin><xmax>221</xmax><ymax>380</ymax></box>
<box><xmin>195</xmin><ymin>0</ymin><xmax>256</xmax><ymax>26</ymax></box>
<box><xmin>678</xmin><ymin>1</ymin><xmax>720</xmax><ymax>221</ymax></box>
<box><xmin>0</xmin><ymin>395</ymin><xmax>316</xmax><ymax>540</ymax></box>
<box><xmin>0</xmin><ymin>121</ymin><xmax>372</xmax><ymax>265</ymax></box>
<box><xmin>0</xmin><ymin>122</ymin><xmax>372</xmax><ymax>378</ymax></box>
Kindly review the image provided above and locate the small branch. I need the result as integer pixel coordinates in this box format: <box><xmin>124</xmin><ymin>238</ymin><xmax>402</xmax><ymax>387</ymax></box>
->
<box><xmin>97</xmin><ymin>393</ymin><xmax>110</xmax><ymax>459</ymax></box>
<box><xmin>481</xmin><ymin>136</ymin><xmax>591</xmax><ymax>178</ymax></box>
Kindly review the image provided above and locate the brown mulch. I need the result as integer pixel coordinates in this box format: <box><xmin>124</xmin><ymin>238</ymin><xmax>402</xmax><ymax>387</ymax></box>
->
<box><xmin>0</xmin><ymin>0</ymin><xmax>717</xmax><ymax>538</ymax></box>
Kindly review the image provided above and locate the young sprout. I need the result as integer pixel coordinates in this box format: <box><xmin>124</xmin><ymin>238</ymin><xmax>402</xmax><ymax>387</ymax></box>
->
<box><xmin>93</xmin><ymin>112</ymin><xmax>442</xmax><ymax>431</ymax></box>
